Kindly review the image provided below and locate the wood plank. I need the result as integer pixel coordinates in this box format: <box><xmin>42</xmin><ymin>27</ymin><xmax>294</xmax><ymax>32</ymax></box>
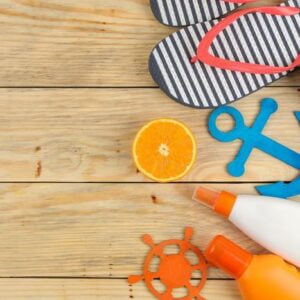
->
<box><xmin>0</xmin><ymin>278</ymin><xmax>240</xmax><ymax>300</ymax></box>
<box><xmin>0</xmin><ymin>0</ymin><xmax>298</xmax><ymax>87</ymax></box>
<box><xmin>0</xmin><ymin>87</ymin><xmax>298</xmax><ymax>181</ymax></box>
<box><xmin>0</xmin><ymin>182</ymin><xmax>299</xmax><ymax>278</ymax></box>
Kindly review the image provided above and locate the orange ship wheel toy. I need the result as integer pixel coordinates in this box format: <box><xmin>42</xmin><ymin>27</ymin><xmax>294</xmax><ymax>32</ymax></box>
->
<box><xmin>128</xmin><ymin>227</ymin><xmax>209</xmax><ymax>300</ymax></box>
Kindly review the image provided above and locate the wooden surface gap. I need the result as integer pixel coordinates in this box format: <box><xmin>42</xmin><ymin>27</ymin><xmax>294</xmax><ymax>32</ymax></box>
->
<box><xmin>0</xmin><ymin>86</ymin><xmax>296</xmax><ymax>89</ymax></box>
<box><xmin>0</xmin><ymin>180</ymin><xmax>292</xmax><ymax>184</ymax></box>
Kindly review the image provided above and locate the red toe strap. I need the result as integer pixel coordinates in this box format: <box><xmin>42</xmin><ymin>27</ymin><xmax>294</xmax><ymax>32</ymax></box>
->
<box><xmin>191</xmin><ymin>6</ymin><xmax>300</xmax><ymax>74</ymax></box>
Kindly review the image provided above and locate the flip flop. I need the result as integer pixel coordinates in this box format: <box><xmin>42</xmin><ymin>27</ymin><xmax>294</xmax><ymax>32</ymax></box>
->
<box><xmin>150</xmin><ymin>0</ymin><xmax>257</xmax><ymax>27</ymax></box>
<box><xmin>149</xmin><ymin>0</ymin><xmax>300</xmax><ymax>108</ymax></box>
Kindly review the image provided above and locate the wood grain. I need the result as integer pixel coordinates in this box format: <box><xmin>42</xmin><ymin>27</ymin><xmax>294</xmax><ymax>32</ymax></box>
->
<box><xmin>0</xmin><ymin>87</ymin><xmax>298</xmax><ymax>182</ymax></box>
<box><xmin>0</xmin><ymin>0</ymin><xmax>297</xmax><ymax>87</ymax></box>
<box><xmin>0</xmin><ymin>182</ymin><xmax>298</xmax><ymax>278</ymax></box>
<box><xmin>0</xmin><ymin>278</ymin><xmax>240</xmax><ymax>300</ymax></box>
<box><xmin>0</xmin><ymin>1</ymin><xmax>299</xmax><ymax>298</ymax></box>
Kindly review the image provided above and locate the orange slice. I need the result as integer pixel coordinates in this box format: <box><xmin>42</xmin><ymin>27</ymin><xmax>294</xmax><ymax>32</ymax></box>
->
<box><xmin>132</xmin><ymin>119</ymin><xmax>197</xmax><ymax>182</ymax></box>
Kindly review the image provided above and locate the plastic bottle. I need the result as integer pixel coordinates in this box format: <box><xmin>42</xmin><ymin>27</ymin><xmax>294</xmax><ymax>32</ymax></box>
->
<box><xmin>205</xmin><ymin>235</ymin><xmax>300</xmax><ymax>300</ymax></box>
<box><xmin>193</xmin><ymin>186</ymin><xmax>300</xmax><ymax>267</ymax></box>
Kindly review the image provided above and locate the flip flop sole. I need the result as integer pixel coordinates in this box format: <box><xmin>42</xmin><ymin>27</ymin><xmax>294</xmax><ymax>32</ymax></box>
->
<box><xmin>150</xmin><ymin>0</ymin><xmax>241</xmax><ymax>26</ymax></box>
<box><xmin>149</xmin><ymin>0</ymin><xmax>300</xmax><ymax>108</ymax></box>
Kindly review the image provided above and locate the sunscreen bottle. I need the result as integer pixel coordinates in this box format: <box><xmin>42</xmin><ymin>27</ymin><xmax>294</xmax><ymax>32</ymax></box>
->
<box><xmin>205</xmin><ymin>235</ymin><xmax>300</xmax><ymax>300</ymax></box>
<box><xmin>193</xmin><ymin>186</ymin><xmax>300</xmax><ymax>267</ymax></box>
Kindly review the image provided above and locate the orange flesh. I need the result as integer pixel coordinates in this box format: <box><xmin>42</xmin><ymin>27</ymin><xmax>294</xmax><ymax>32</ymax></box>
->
<box><xmin>133</xmin><ymin>119</ymin><xmax>196</xmax><ymax>182</ymax></box>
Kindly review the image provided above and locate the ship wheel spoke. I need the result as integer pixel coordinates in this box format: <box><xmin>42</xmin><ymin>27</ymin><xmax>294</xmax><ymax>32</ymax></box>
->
<box><xmin>185</xmin><ymin>281</ymin><xmax>198</xmax><ymax>296</ymax></box>
<box><xmin>192</xmin><ymin>261</ymin><xmax>207</xmax><ymax>271</ymax></box>
<box><xmin>162</xmin><ymin>287</ymin><xmax>172</xmax><ymax>298</ymax></box>
<box><xmin>192</xmin><ymin>264</ymin><xmax>201</xmax><ymax>271</ymax></box>
<box><xmin>185</xmin><ymin>281</ymin><xmax>193</xmax><ymax>290</ymax></box>
<box><xmin>157</xmin><ymin>251</ymin><xmax>166</xmax><ymax>259</ymax></box>
<box><xmin>179</xmin><ymin>243</ymin><xmax>190</xmax><ymax>255</ymax></box>
<box><xmin>149</xmin><ymin>272</ymin><xmax>160</xmax><ymax>280</ymax></box>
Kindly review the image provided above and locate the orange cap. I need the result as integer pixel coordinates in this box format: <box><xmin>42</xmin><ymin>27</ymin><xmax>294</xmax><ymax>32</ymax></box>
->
<box><xmin>205</xmin><ymin>235</ymin><xmax>253</xmax><ymax>279</ymax></box>
<box><xmin>193</xmin><ymin>186</ymin><xmax>237</xmax><ymax>218</ymax></box>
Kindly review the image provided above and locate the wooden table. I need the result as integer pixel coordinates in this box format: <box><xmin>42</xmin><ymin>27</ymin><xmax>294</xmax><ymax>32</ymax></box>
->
<box><xmin>0</xmin><ymin>0</ymin><xmax>298</xmax><ymax>299</ymax></box>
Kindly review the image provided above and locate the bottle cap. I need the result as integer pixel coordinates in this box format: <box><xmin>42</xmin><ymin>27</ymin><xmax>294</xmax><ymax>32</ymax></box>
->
<box><xmin>205</xmin><ymin>235</ymin><xmax>253</xmax><ymax>279</ymax></box>
<box><xmin>193</xmin><ymin>186</ymin><xmax>237</xmax><ymax>218</ymax></box>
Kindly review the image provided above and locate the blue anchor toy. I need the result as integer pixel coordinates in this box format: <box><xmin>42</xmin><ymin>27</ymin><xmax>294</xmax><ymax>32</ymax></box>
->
<box><xmin>257</xmin><ymin>111</ymin><xmax>299</xmax><ymax>198</ymax></box>
<box><xmin>208</xmin><ymin>98</ymin><xmax>300</xmax><ymax>198</ymax></box>
<box><xmin>256</xmin><ymin>177</ymin><xmax>300</xmax><ymax>198</ymax></box>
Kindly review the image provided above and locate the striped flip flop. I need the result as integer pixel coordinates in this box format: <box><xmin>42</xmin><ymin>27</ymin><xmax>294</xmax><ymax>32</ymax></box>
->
<box><xmin>150</xmin><ymin>0</ymin><xmax>257</xmax><ymax>27</ymax></box>
<box><xmin>149</xmin><ymin>0</ymin><xmax>300</xmax><ymax>109</ymax></box>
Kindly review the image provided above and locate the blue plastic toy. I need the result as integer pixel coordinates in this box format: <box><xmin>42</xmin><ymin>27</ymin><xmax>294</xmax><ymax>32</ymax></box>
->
<box><xmin>209</xmin><ymin>98</ymin><xmax>300</xmax><ymax>177</ymax></box>
<box><xmin>256</xmin><ymin>112</ymin><xmax>300</xmax><ymax>199</ymax></box>
<box><xmin>256</xmin><ymin>177</ymin><xmax>300</xmax><ymax>199</ymax></box>
<box><xmin>208</xmin><ymin>98</ymin><xmax>300</xmax><ymax>198</ymax></box>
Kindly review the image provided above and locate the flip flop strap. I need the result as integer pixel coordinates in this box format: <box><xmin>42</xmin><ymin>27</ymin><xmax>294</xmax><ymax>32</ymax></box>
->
<box><xmin>191</xmin><ymin>6</ymin><xmax>300</xmax><ymax>74</ymax></box>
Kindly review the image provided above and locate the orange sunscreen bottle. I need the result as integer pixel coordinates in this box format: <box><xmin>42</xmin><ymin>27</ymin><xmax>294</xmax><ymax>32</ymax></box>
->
<box><xmin>205</xmin><ymin>235</ymin><xmax>300</xmax><ymax>300</ymax></box>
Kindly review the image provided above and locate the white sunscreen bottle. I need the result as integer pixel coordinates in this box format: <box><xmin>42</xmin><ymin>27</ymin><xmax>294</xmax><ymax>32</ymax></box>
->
<box><xmin>193</xmin><ymin>186</ymin><xmax>300</xmax><ymax>267</ymax></box>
